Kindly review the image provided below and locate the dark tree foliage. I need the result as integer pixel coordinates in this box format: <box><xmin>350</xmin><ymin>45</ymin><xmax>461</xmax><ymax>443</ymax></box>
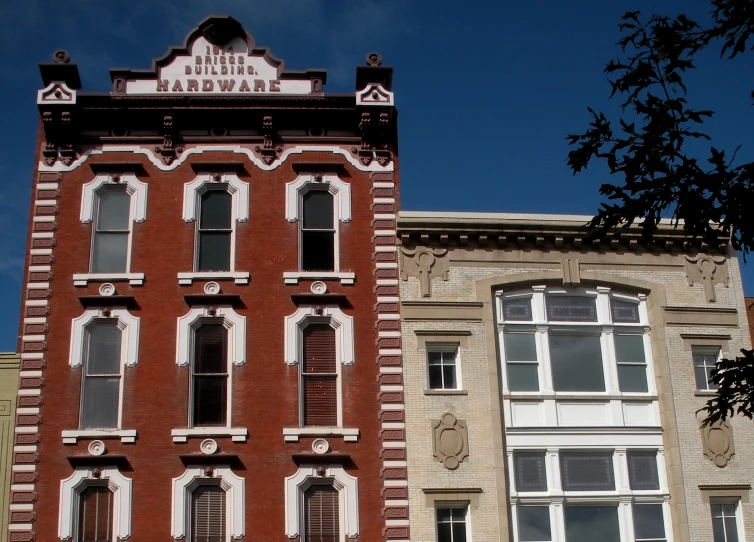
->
<box><xmin>566</xmin><ymin>0</ymin><xmax>754</xmax><ymax>425</ymax></box>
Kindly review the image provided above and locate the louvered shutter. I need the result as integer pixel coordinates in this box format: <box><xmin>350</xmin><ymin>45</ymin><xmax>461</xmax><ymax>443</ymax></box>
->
<box><xmin>305</xmin><ymin>485</ymin><xmax>339</xmax><ymax>542</ymax></box>
<box><xmin>303</xmin><ymin>325</ymin><xmax>337</xmax><ymax>427</ymax></box>
<box><xmin>79</xmin><ymin>486</ymin><xmax>113</xmax><ymax>542</ymax></box>
<box><xmin>191</xmin><ymin>486</ymin><xmax>226</xmax><ymax>542</ymax></box>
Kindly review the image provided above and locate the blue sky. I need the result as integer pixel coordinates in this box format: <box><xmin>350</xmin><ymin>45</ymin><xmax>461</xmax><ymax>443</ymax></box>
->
<box><xmin>1</xmin><ymin>0</ymin><xmax>752</xmax><ymax>350</ymax></box>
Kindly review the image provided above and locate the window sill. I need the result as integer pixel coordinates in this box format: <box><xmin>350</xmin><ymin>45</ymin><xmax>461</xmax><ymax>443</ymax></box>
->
<box><xmin>424</xmin><ymin>389</ymin><xmax>468</xmax><ymax>396</ymax></box>
<box><xmin>171</xmin><ymin>427</ymin><xmax>248</xmax><ymax>443</ymax></box>
<box><xmin>73</xmin><ymin>273</ymin><xmax>144</xmax><ymax>286</ymax></box>
<box><xmin>283</xmin><ymin>272</ymin><xmax>355</xmax><ymax>285</ymax></box>
<box><xmin>503</xmin><ymin>392</ymin><xmax>659</xmax><ymax>401</ymax></box>
<box><xmin>177</xmin><ymin>272</ymin><xmax>250</xmax><ymax>285</ymax></box>
<box><xmin>695</xmin><ymin>390</ymin><xmax>718</xmax><ymax>397</ymax></box>
<box><xmin>283</xmin><ymin>427</ymin><xmax>359</xmax><ymax>442</ymax></box>
<box><xmin>62</xmin><ymin>429</ymin><xmax>137</xmax><ymax>444</ymax></box>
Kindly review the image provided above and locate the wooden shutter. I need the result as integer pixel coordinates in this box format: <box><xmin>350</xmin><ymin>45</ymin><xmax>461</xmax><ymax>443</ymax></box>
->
<box><xmin>191</xmin><ymin>486</ymin><xmax>226</xmax><ymax>542</ymax></box>
<box><xmin>305</xmin><ymin>485</ymin><xmax>339</xmax><ymax>542</ymax></box>
<box><xmin>303</xmin><ymin>325</ymin><xmax>337</xmax><ymax>427</ymax></box>
<box><xmin>79</xmin><ymin>486</ymin><xmax>113</xmax><ymax>542</ymax></box>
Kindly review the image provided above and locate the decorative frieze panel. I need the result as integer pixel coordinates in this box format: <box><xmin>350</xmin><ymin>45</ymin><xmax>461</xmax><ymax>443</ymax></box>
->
<box><xmin>400</xmin><ymin>247</ymin><xmax>449</xmax><ymax>297</ymax></box>
<box><xmin>431</xmin><ymin>413</ymin><xmax>469</xmax><ymax>470</ymax></box>
<box><xmin>685</xmin><ymin>256</ymin><xmax>728</xmax><ymax>302</ymax></box>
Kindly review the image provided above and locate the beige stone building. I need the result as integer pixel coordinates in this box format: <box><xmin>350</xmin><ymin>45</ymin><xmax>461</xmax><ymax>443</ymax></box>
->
<box><xmin>0</xmin><ymin>353</ymin><xmax>19</xmax><ymax>542</ymax></box>
<box><xmin>398</xmin><ymin>211</ymin><xmax>752</xmax><ymax>542</ymax></box>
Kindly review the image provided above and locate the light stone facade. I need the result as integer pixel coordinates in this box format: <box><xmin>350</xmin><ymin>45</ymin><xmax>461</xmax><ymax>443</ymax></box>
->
<box><xmin>398</xmin><ymin>211</ymin><xmax>753</xmax><ymax>542</ymax></box>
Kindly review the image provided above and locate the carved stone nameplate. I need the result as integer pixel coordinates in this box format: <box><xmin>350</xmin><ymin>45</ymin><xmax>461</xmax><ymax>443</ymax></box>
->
<box><xmin>701</xmin><ymin>420</ymin><xmax>735</xmax><ymax>467</ymax></box>
<box><xmin>431</xmin><ymin>413</ymin><xmax>469</xmax><ymax>470</ymax></box>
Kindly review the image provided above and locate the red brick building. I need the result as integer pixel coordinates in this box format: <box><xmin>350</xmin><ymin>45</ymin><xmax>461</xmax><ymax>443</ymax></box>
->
<box><xmin>13</xmin><ymin>16</ymin><xmax>409</xmax><ymax>541</ymax></box>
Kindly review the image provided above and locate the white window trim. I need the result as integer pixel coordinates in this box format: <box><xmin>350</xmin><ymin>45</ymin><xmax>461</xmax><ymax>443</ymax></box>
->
<box><xmin>692</xmin><ymin>346</ymin><xmax>722</xmax><ymax>392</ymax></box>
<box><xmin>284</xmin><ymin>306</ymin><xmax>354</xmax><ymax>366</ymax></box>
<box><xmin>426</xmin><ymin>342</ymin><xmax>462</xmax><ymax>391</ymax></box>
<box><xmin>283</xmin><ymin>271</ymin><xmax>356</xmax><ymax>285</ymax></box>
<box><xmin>282</xmin><ymin>427</ymin><xmax>359</xmax><ymax>443</ymax></box>
<box><xmin>73</xmin><ymin>272</ymin><xmax>145</xmax><ymax>287</ymax></box>
<box><xmin>81</xmin><ymin>174</ymin><xmax>147</xmax><ymax>279</ymax></box>
<box><xmin>284</xmin><ymin>464</ymin><xmax>359</xmax><ymax>539</ymax></box>
<box><xmin>176</xmin><ymin>306</ymin><xmax>246</xmax><ymax>367</ymax></box>
<box><xmin>62</xmin><ymin>429</ymin><xmax>137</xmax><ymax>444</ymax></box>
<box><xmin>183</xmin><ymin>173</ymin><xmax>249</xmax><ymax>274</ymax></box>
<box><xmin>285</xmin><ymin>172</ymin><xmax>351</xmax><ymax>223</ymax></box>
<box><xmin>177</xmin><ymin>271</ymin><xmax>250</xmax><ymax>286</ymax></box>
<box><xmin>59</xmin><ymin>466</ymin><xmax>132</xmax><ymax>541</ymax></box>
<box><xmin>171</xmin><ymin>427</ymin><xmax>248</xmax><ymax>443</ymax></box>
<box><xmin>710</xmin><ymin>498</ymin><xmax>746</xmax><ymax>542</ymax></box>
<box><xmin>68</xmin><ymin>308</ymin><xmax>139</xmax><ymax>433</ymax></box>
<box><xmin>172</xmin><ymin>465</ymin><xmax>245</xmax><ymax>541</ymax></box>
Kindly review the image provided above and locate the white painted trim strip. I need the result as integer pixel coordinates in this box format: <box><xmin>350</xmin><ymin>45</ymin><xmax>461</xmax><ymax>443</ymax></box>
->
<box><xmin>36</xmin><ymin>183</ymin><xmax>59</xmax><ymax>190</ymax></box>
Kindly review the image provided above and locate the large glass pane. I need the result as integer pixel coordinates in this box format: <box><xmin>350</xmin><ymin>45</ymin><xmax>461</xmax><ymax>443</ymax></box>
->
<box><xmin>695</xmin><ymin>365</ymin><xmax>711</xmax><ymax>390</ymax></box>
<box><xmin>546</xmin><ymin>296</ymin><xmax>597</xmax><ymax>322</ymax></box>
<box><xmin>614</xmin><ymin>335</ymin><xmax>646</xmax><ymax>363</ymax></box>
<box><xmin>508</xmin><ymin>364</ymin><xmax>539</xmax><ymax>391</ymax></box>
<box><xmin>633</xmin><ymin>504</ymin><xmax>665</xmax><ymax>540</ymax></box>
<box><xmin>451</xmin><ymin>523</ymin><xmax>467</xmax><ymax>542</ymax></box>
<box><xmin>428</xmin><ymin>365</ymin><xmax>443</xmax><ymax>389</ymax></box>
<box><xmin>504</xmin><ymin>298</ymin><xmax>532</xmax><ymax>321</ymax></box>
<box><xmin>627</xmin><ymin>451</ymin><xmax>659</xmax><ymax>490</ymax></box>
<box><xmin>81</xmin><ymin>377</ymin><xmax>119</xmax><ymax>429</ymax></box>
<box><xmin>200</xmin><ymin>190</ymin><xmax>232</xmax><ymax>229</ymax></box>
<box><xmin>437</xmin><ymin>522</ymin><xmax>452</xmax><ymax>542</ymax></box>
<box><xmin>564</xmin><ymin>505</ymin><xmax>620</xmax><ymax>542</ymax></box>
<box><xmin>302</xmin><ymin>191</ymin><xmax>334</xmax><ymax>229</ymax></box>
<box><xmin>86</xmin><ymin>324</ymin><xmax>122</xmax><ymax>375</ymax></box>
<box><xmin>560</xmin><ymin>452</ymin><xmax>615</xmax><ymax>491</ymax></box>
<box><xmin>193</xmin><ymin>376</ymin><xmax>227</xmax><ymax>426</ymax></box>
<box><xmin>618</xmin><ymin>365</ymin><xmax>649</xmax><ymax>392</ymax></box>
<box><xmin>302</xmin><ymin>231</ymin><xmax>335</xmax><ymax>271</ymax></box>
<box><xmin>724</xmin><ymin>517</ymin><xmax>740</xmax><ymax>542</ymax></box>
<box><xmin>194</xmin><ymin>323</ymin><xmax>227</xmax><ymax>374</ymax></box>
<box><xmin>79</xmin><ymin>486</ymin><xmax>113</xmax><ymax>542</ymax></box>
<box><xmin>96</xmin><ymin>189</ymin><xmax>130</xmax><ymax>231</ymax></box>
<box><xmin>518</xmin><ymin>506</ymin><xmax>551</xmax><ymax>541</ymax></box>
<box><xmin>514</xmin><ymin>452</ymin><xmax>547</xmax><ymax>492</ymax></box>
<box><xmin>442</xmin><ymin>365</ymin><xmax>457</xmax><ymax>389</ymax></box>
<box><xmin>611</xmin><ymin>299</ymin><xmax>640</xmax><ymax>323</ymax></box>
<box><xmin>198</xmin><ymin>232</ymin><xmax>231</xmax><ymax>272</ymax></box>
<box><xmin>549</xmin><ymin>334</ymin><xmax>605</xmax><ymax>391</ymax></box>
<box><xmin>92</xmin><ymin>232</ymin><xmax>128</xmax><ymax>273</ymax></box>
<box><xmin>505</xmin><ymin>333</ymin><xmax>537</xmax><ymax>361</ymax></box>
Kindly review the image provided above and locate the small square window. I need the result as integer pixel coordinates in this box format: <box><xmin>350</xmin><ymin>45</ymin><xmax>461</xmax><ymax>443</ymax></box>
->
<box><xmin>694</xmin><ymin>348</ymin><xmax>721</xmax><ymax>391</ymax></box>
<box><xmin>427</xmin><ymin>346</ymin><xmax>459</xmax><ymax>390</ymax></box>
<box><xmin>633</xmin><ymin>504</ymin><xmax>666</xmax><ymax>542</ymax></box>
<box><xmin>560</xmin><ymin>451</ymin><xmax>615</xmax><ymax>491</ymax></box>
<box><xmin>436</xmin><ymin>506</ymin><xmax>468</xmax><ymax>542</ymax></box>
<box><xmin>627</xmin><ymin>451</ymin><xmax>659</xmax><ymax>490</ymax></box>
<box><xmin>518</xmin><ymin>506</ymin><xmax>551</xmax><ymax>541</ymax></box>
<box><xmin>513</xmin><ymin>451</ymin><xmax>547</xmax><ymax>492</ymax></box>
<box><xmin>711</xmin><ymin>501</ymin><xmax>741</xmax><ymax>542</ymax></box>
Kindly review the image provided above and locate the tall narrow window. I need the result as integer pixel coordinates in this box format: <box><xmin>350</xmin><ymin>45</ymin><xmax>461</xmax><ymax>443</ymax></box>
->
<box><xmin>192</xmin><ymin>323</ymin><xmax>228</xmax><ymax>427</ymax></box>
<box><xmin>427</xmin><ymin>346</ymin><xmax>459</xmax><ymax>390</ymax></box>
<box><xmin>505</xmin><ymin>332</ymin><xmax>539</xmax><ymax>391</ymax></box>
<box><xmin>81</xmin><ymin>322</ymin><xmax>122</xmax><ymax>430</ymax></box>
<box><xmin>197</xmin><ymin>190</ymin><xmax>232</xmax><ymax>272</ymax></box>
<box><xmin>78</xmin><ymin>486</ymin><xmax>113</xmax><ymax>542</ymax></box>
<box><xmin>91</xmin><ymin>187</ymin><xmax>130</xmax><ymax>273</ymax></box>
<box><xmin>436</xmin><ymin>507</ymin><xmax>468</xmax><ymax>542</ymax></box>
<box><xmin>301</xmin><ymin>191</ymin><xmax>335</xmax><ymax>272</ymax></box>
<box><xmin>712</xmin><ymin>501</ymin><xmax>741</xmax><ymax>542</ymax></box>
<box><xmin>304</xmin><ymin>485</ymin><xmax>339</xmax><ymax>542</ymax></box>
<box><xmin>191</xmin><ymin>485</ymin><xmax>226</xmax><ymax>542</ymax></box>
<box><xmin>614</xmin><ymin>334</ymin><xmax>648</xmax><ymax>392</ymax></box>
<box><xmin>302</xmin><ymin>325</ymin><xmax>337</xmax><ymax>427</ymax></box>
<box><xmin>694</xmin><ymin>348</ymin><xmax>721</xmax><ymax>391</ymax></box>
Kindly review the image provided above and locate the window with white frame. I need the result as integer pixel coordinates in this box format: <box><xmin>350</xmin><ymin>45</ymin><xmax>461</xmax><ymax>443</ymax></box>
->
<box><xmin>91</xmin><ymin>186</ymin><xmax>132</xmax><ymax>273</ymax></box>
<box><xmin>435</xmin><ymin>505</ymin><xmax>469</xmax><ymax>542</ymax></box>
<box><xmin>694</xmin><ymin>347</ymin><xmax>721</xmax><ymax>391</ymax></box>
<box><xmin>191</xmin><ymin>321</ymin><xmax>229</xmax><ymax>427</ymax></box>
<box><xmin>301</xmin><ymin>189</ymin><xmax>336</xmax><ymax>272</ymax></box>
<box><xmin>510</xmin><ymin>448</ymin><xmax>669</xmax><ymax>542</ymax></box>
<box><xmin>191</xmin><ymin>484</ymin><xmax>226</xmax><ymax>542</ymax></box>
<box><xmin>427</xmin><ymin>344</ymin><xmax>460</xmax><ymax>390</ymax></box>
<box><xmin>78</xmin><ymin>485</ymin><xmax>114</xmax><ymax>541</ymax></box>
<box><xmin>303</xmin><ymin>482</ymin><xmax>341</xmax><ymax>541</ymax></box>
<box><xmin>711</xmin><ymin>500</ymin><xmax>742</xmax><ymax>542</ymax></box>
<box><xmin>196</xmin><ymin>189</ymin><xmax>233</xmax><ymax>272</ymax></box>
<box><xmin>499</xmin><ymin>287</ymin><xmax>653</xmax><ymax>395</ymax></box>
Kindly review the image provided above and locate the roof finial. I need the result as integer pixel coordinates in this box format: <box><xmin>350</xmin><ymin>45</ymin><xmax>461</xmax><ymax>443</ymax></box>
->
<box><xmin>366</xmin><ymin>52</ymin><xmax>382</xmax><ymax>66</ymax></box>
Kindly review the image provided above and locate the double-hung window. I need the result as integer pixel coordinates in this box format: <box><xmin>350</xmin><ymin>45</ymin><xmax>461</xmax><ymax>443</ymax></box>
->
<box><xmin>91</xmin><ymin>187</ymin><xmax>131</xmax><ymax>273</ymax></box>
<box><xmin>192</xmin><ymin>322</ymin><xmax>229</xmax><ymax>427</ymax></box>
<box><xmin>301</xmin><ymin>190</ymin><xmax>336</xmax><ymax>272</ymax></box>
<box><xmin>191</xmin><ymin>485</ymin><xmax>226</xmax><ymax>542</ymax></box>
<box><xmin>81</xmin><ymin>321</ymin><xmax>122</xmax><ymax>430</ymax></box>
<box><xmin>712</xmin><ymin>501</ymin><xmax>742</xmax><ymax>542</ymax></box>
<box><xmin>504</xmin><ymin>331</ymin><xmax>539</xmax><ymax>391</ymax></box>
<box><xmin>302</xmin><ymin>324</ymin><xmax>338</xmax><ymax>427</ymax></box>
<box><xmin>78</xmin><ymin>485</ymin><xmax>114</xmax><ymax>542</ymax></box>
<box><xmin>436</xmin><ymin>506</ymin><xmax>469</xmax><ymax>542</ymax></box>
<box><xmin>196</xmin><ymin>190</ymin><xmax>233</xmax><ymax>272</ymax></box>
<box><xmin>304</xmin><ymin>484</ymin><xmax>340</xmax><ymax>542</ymax></box>
<box><xmin>427</xmin><ymin>345</ymin><xmax>459</xmax><ymax>390</ymax></box>
<box><xmin>694</xmin><ymin>348</ymin><xmax>721</xmax><ymax>391</ymax></box>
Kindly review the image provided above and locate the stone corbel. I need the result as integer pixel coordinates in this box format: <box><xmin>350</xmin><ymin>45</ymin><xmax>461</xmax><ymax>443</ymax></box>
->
<box><xmin>254</xmin><ymin>115</ymin><xmax>281</xmax><ymax>165</ymax></box>
<box><xmin>701</xmin><ymin>420</ymin><xmax>735</xmax><ymax>467</ymax></box>
<box><xmin>431</xmin><ymin>413</ymin><xmax>469</xmax><ymax>470</ymax></box>
<box><xmin>685</xmin><ymin>256</ymin><xmax>728</xmax><ymax>302</ymax></box>
<box><xmin>154</xmin><ymin>115</ymin><xmax>182</xmax><ymax>166</ymax></box>
<box><xmin>561</xmin><ymin>258</ymin><xmax>581</xmax><ymax>285</ymax></box>
<box><xmin>400</xmin><ymin>248</ymin><xmax>449</xmax><ymax>297</ymax></box>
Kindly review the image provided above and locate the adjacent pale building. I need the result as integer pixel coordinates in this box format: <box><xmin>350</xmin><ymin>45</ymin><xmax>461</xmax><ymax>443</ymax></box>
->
<box><xmin>398</xmin><ymin>211</ymin><xmax>753</xmax><ymax>542</ymax></box>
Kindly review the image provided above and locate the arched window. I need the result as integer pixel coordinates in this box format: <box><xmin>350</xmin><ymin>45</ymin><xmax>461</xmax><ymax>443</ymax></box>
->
<box><xmin>78</xmin><ymin>486</ymin><xmax>114</xmax><ymax>542</ymax></box>
<box><xmin>301</xmin><ymin>190</ymin><xmax>335</xmax><ymax>272</ymax></box>
<box><xmin>304</xmin><ymin>484</ymin><xmax>340</xmax><ymax>542</ymax></box>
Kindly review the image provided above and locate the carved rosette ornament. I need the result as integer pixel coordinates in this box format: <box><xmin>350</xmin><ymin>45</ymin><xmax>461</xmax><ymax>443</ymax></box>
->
<box><xmin>431</xmin><ymin>413</ymin><xmax>469</xmax><ymax>470</ymax></box>
<box><xmin>400</xmin><ymin>248</ymin><xmax>449</xmax><ymax>297</ymax></box>
<box><xmin>701</xmin><ymin>420</ymin><xmax>735</xmax><ymax>467</ymax></box>
<box><xmin>684</xmin><ymin>256</ymin><xmax>728</xmax><ymax>302</ymax></box>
